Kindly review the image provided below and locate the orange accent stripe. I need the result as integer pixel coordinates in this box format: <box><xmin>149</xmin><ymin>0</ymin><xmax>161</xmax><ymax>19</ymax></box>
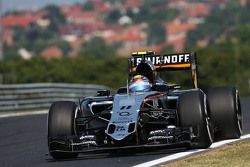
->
<box><xmin>130</xmin><ymin>63</ymin><xmax>191</xmax><ymax>72</ymax></box>
<box><xmin>155</xmin><ymin>63</ymin><xmax>191</xmax><ymax>68</ymax></box>
<box><xmin>144</xmin><ymin>93</ymin><xmax>165</xmax><ymax>100</ymax></box>
<box><xmin>130</xmin><ymin>67</ymin><xmax>137</xmax><ymax>71</ymax></box>
<box><xmin>142</xmin><ymin>93</ymin><xmax>164</xmax><ymax>108</ymax></box>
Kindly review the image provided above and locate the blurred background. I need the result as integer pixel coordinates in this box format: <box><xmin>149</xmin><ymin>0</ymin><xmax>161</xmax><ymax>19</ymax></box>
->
<box><xmin>0</xmin><ymin>0</ymin><xmax>249</xmax><ymax>96</ymax></box>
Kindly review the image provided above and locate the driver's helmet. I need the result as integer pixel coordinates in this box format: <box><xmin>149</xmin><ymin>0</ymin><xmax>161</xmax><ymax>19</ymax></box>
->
<box><xmin>129</xmin><ymin>75</ymin><xmax>152</xmax><ymax>92</ymax></box>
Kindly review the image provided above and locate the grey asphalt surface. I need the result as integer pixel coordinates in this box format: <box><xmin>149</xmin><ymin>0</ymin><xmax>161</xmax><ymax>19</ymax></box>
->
<box><xmin>0</xmin><ymin>98</ymin><xmax>249</xmax><ymax>167</ymax></box>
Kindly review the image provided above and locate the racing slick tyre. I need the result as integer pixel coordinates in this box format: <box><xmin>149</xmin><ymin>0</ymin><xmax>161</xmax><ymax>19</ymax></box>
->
<box><xmin>178</xmin><ymin>90</ymin><xmax>213</xmax><ymax>149</ymax></box>
<box><xmin>207</xmin><ymin>87</ymin><xmax>242</xmax><ymax>140</ymax></box>
<box><xmin>47</xmin><ymin>101</ymin><xmax>78</xmax><ymax>159</ymax></box>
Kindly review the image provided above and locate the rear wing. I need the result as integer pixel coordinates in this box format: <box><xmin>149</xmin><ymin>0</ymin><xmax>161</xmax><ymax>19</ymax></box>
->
<box><xmin>128</xmin><ymin>51</ymin><xmax>199</xmax><ymax>88</ymax></box>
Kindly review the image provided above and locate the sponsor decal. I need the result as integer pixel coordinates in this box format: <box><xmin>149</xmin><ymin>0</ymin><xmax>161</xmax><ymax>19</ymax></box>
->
<box><xmin>133</xmin><ymin>53</ymin><xmax>190</xmax><ymax>66</ymax></box>
<box><xmin>116</xmin><ymin>126</ymin><xmax>126</xmax><ymax>131</ymax></box>
<box><xmin>130</xmin><ymin>53</ymin><xmax>192</xmax><ymax>72</ymax></box>
<box><xmin>117</xmin><ymin>116</ymin><xmax>130</xmax><ymax>122</ymax></box>
<box><xmin>119</xmin><ymin>111</ymin><xmax>131</xmax><ymax>116</ymax></box>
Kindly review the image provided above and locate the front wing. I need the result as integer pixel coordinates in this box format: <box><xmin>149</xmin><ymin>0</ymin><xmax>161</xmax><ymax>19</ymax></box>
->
<box><xmin>48</xmin><ymin>127</ymin><xmax>197</xmax><ymax>154</ymax></box>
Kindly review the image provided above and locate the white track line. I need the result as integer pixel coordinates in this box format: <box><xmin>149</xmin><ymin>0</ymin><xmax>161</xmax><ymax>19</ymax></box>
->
<box><xmin>0</xmin><ymin>110</ymin><xmax>48</xmax><ymax>118</ymax></box>
<box><xmin>134</xmin><ymin>134</ymin><xmax>250</xmax><ymax>167</ymax></box>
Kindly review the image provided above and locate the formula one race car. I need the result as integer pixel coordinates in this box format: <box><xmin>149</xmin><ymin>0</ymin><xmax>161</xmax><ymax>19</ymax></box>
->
<box><xmin>47</xmin><ymin>51</ymin><xmax>242</xmax><ymax>159</ymax></box>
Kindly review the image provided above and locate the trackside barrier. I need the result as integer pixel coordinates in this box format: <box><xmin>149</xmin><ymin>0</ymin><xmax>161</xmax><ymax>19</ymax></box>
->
<box><xmin>0</xmin><ymin>83</ymin><xmax>110</xmax><ymax>111</ymax></box>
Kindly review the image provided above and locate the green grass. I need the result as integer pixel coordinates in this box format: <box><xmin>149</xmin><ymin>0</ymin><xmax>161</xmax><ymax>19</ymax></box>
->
<box><xmin>161</xmin><ymin>139</ymin><xmax>250</xmax><ymax>167</ymax></box>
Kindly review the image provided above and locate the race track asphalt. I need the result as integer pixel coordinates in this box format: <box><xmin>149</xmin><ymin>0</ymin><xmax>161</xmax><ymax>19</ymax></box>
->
<box><xmin>0</xmin><ymin>98</ymin><xmax>249</xmax><ymax>167</ymax></box>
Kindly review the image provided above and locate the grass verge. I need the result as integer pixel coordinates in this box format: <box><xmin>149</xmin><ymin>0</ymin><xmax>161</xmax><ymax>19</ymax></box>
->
<box><xmin>161</xmin><ymin>139</ymin><xmax>250</xmax><ymax>167</ymax></box>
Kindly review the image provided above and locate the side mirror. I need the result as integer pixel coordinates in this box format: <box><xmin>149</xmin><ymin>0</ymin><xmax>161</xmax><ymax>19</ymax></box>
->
<box><xmin>152</xmin><ymin>84</ymin><xmax>169</xmax><ymax>92</ymax></box>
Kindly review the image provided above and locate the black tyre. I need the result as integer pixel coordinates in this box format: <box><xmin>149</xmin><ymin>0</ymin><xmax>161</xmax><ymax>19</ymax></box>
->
<box><xmin>178</xmin><ymin>90</ymin><xmax>213</xmax><ymax>149</ymax></box>
<box><xmin>47</xmin><ymin>101</ymin><xmax>78</xmax><ymax>159</ymax></box>
<box><xmin>207</xmin><ymin>87</ymin><xmax>242</xmax><ymax>140</ymax></box>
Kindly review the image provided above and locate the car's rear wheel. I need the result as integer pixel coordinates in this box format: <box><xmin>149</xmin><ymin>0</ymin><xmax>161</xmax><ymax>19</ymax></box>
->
<box><xmin>178</xmin><ymin>90</ymin><xmax>213</xmax><ymax>149</ymax></box>
<box><xmin>47</xmin><ymin>101</ymin><xmax>78</xmax><ymax>159</ymax></box>
<box><xmin>207</xmin><ymin>87</ymin><xmax>242</xmax><ymax>140</ymax></box>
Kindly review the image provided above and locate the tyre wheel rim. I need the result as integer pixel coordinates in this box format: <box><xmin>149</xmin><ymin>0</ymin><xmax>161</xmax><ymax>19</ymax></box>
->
<box><xmin>204</xmin><ymin>95</ymin><xmax>213</xmax><ymax>143</ymax></box>
<box><xmin>206</xmin><ymin>117</ymin><xmax>213</xmax><ymax>143</ymax></box>
<box><xmin>237</xmin><ymin>111</ymin><xmax>243</xmax><ymax>135</ymax></box>
<box><xmin>236</xmin><ymin>92</ymin><xmax>243</xmax><ymax>135</ymax></box>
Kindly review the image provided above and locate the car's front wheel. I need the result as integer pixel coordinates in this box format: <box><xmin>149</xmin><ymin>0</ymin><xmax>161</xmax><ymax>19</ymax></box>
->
<box><xmin>47</xmin><ymin>101</ymin><xmax>78</xmax><ymax>159</ymax></box>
